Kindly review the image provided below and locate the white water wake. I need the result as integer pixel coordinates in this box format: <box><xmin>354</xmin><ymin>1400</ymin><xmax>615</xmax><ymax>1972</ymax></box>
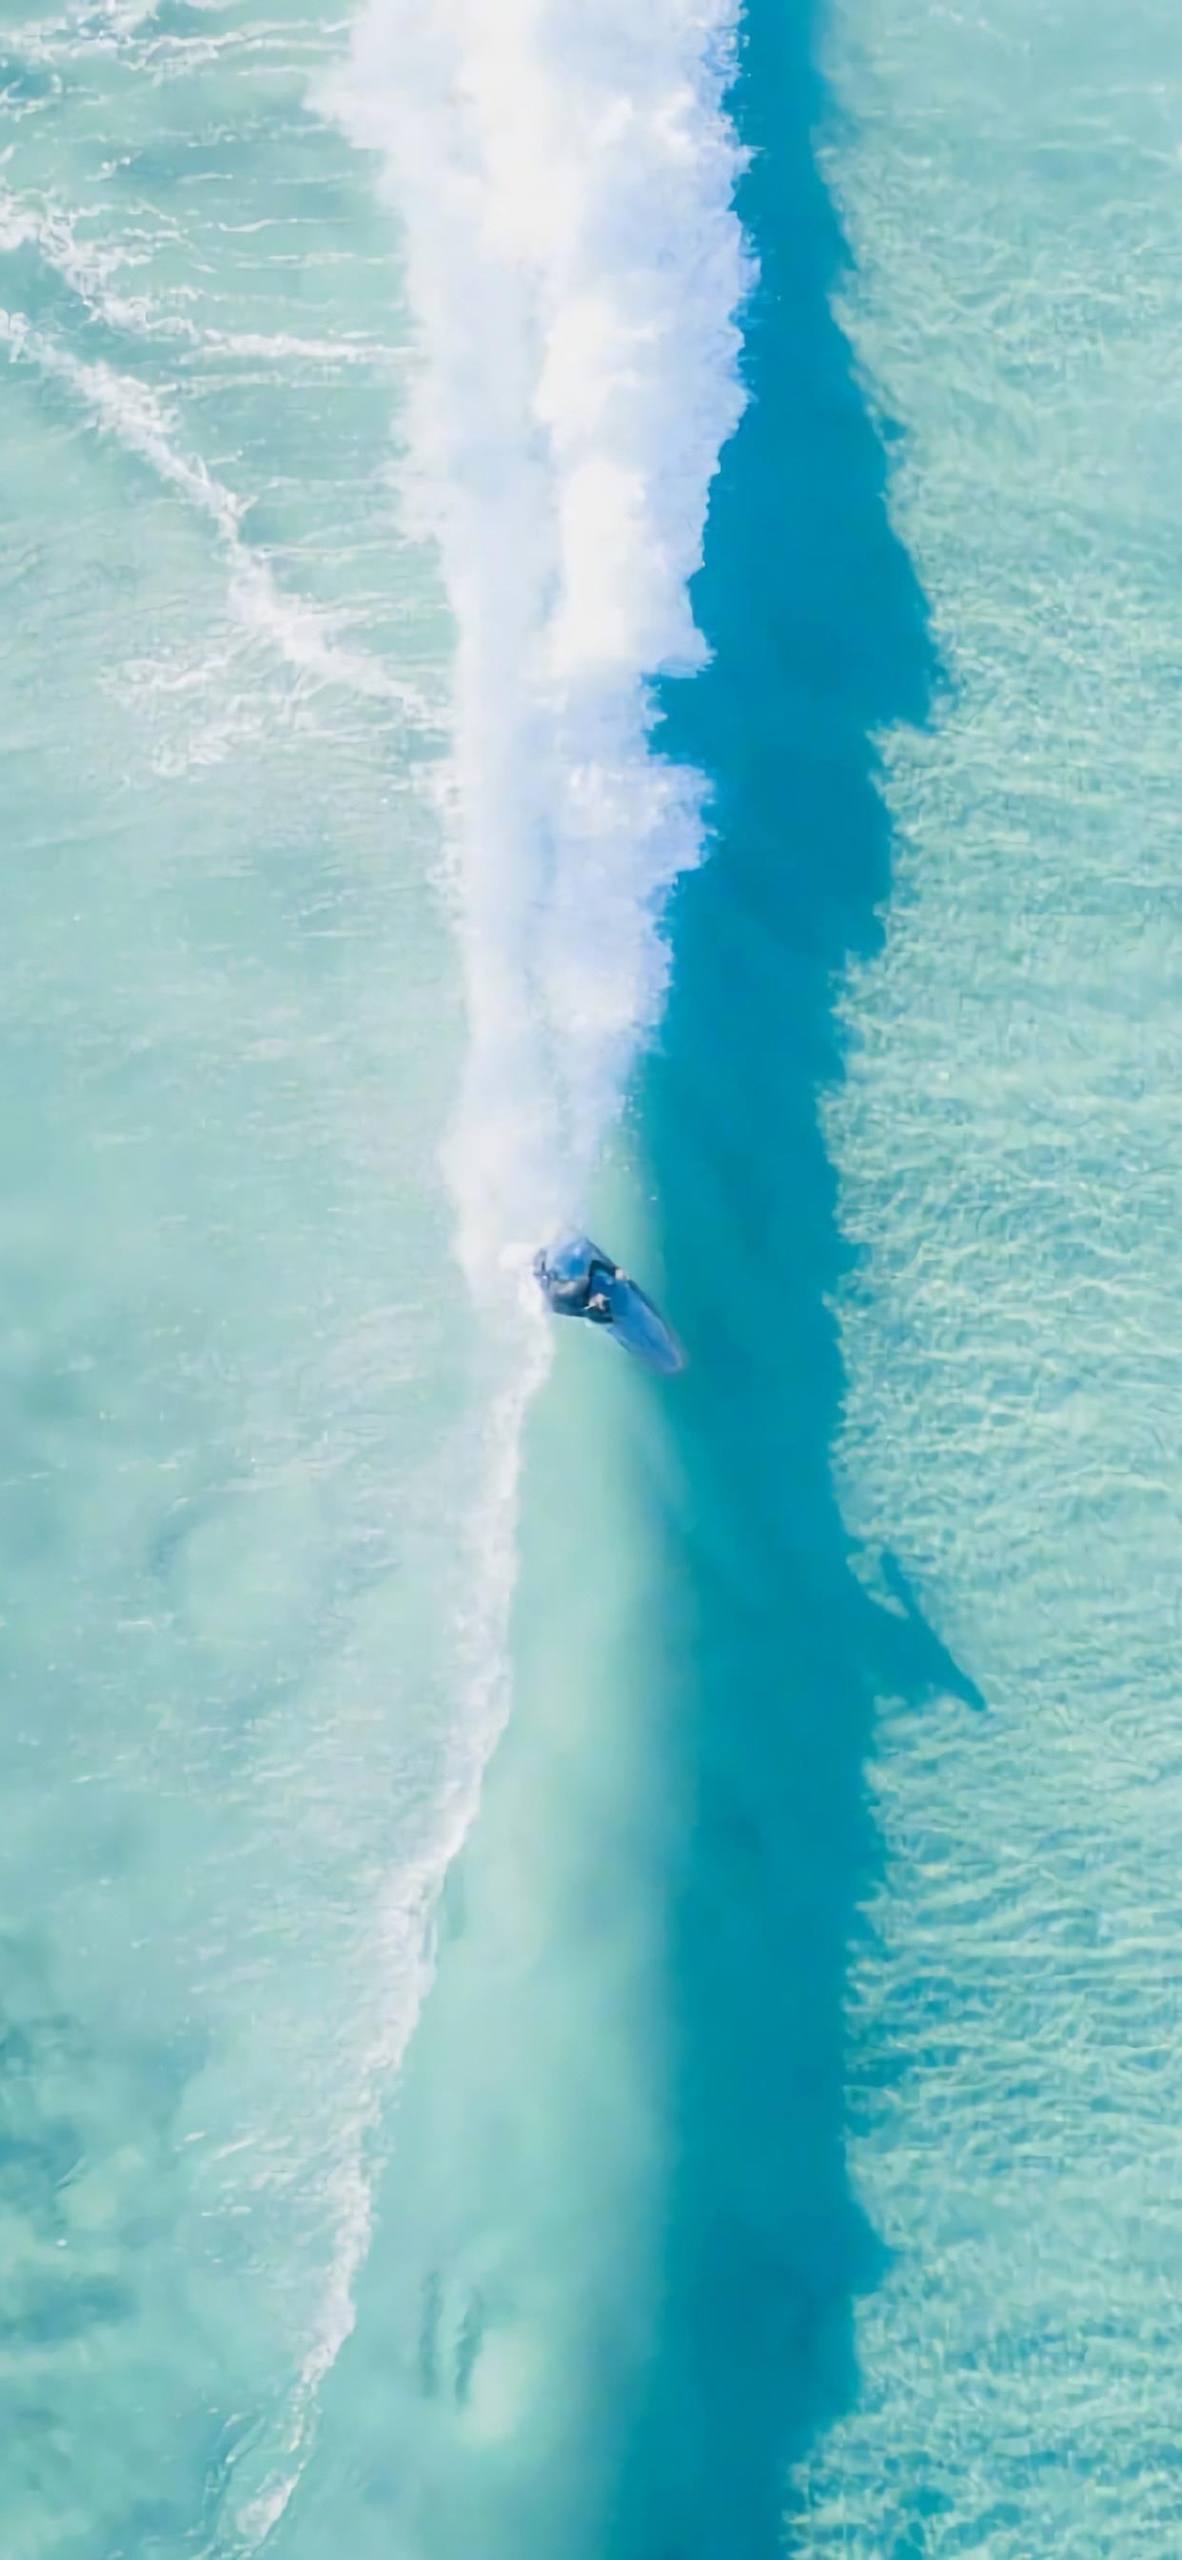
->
<box><xmin>214</xmin><ymin>16</ymin><xmax>751</xmax><ymax>2541</ymax></box>
<box><xmin>326</xmin><ymin>0</ymin><xmax>750</xmax><ymax>1288</ymax></box>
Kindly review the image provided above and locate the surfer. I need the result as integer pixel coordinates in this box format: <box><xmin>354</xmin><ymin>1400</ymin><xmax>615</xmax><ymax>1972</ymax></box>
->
<box><xmin>533</xmin><ymin>1235</ymin><xmax>686</xmax><ymax>1374</ymax></box>
<box><xmin>533</xmin><ymin>1240</ymin><xmax>620</xmax><ymax>1325</ymax></box>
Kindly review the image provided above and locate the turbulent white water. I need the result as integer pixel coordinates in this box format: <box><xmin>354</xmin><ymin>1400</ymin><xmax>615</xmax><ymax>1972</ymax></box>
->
<box><xmin>227</xmin><ymin>16</ymin><xmax>754</xmax><ymax>2523</ymax></box>
<box><xmin>326</xmin><ymin>0</ymin><xmax>750</xmax><ymax>1286</ymax></box>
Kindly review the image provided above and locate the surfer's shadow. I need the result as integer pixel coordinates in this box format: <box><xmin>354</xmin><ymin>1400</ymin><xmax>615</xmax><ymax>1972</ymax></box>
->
<box><xmin>860</xmin><ymin>1547</ymin><xmax>986</xmax><ymax>1718</ymax></box>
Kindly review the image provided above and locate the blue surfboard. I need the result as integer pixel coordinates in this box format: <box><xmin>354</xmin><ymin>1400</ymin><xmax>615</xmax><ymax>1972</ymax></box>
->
<box><xmin>597</xmin><ymin>1264</ymin><xmax>685</xmax><ymax>1374</ymax></box>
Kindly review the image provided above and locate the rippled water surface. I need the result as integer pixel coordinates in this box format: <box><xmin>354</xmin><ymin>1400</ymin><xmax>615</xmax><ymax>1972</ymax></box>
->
<box><xmin>806</xmin><ymin>3</ymin><xmax>1182</xmax><ymax>2548</ymax></box>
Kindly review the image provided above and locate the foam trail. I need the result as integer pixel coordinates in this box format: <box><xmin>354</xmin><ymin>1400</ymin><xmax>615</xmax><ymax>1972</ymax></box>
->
<box><xmin>0</xmin><ymin>307</ymin><xmax>417</xmax><ymax>707</ymax></box>
<box><xmin>226</xmin><ymin>1352</ymin><xmax>548</xmax><ymax>2557</ymax></box>
<box><xmin>326</xmin><ymin>0</ymin><xmax>750</xmax><ymax>1288</ymax></box>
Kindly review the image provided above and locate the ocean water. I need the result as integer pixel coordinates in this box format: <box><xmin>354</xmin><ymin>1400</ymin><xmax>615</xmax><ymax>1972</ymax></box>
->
<box><xmin>3</xmin><ymin>0</ymin><xmax>1181</xmax><ymax>2554</ymax></box>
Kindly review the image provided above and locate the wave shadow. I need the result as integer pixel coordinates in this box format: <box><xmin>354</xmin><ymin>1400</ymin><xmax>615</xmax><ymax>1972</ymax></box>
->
<box><xmin>612</xmin><ymin>5</ymin><xmax>978</xmax><ymax>2549</ymax></box>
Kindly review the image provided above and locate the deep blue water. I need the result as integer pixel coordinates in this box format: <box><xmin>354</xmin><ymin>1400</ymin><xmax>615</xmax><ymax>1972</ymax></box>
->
<box><xmin>615</xmin><ymin>8</ymin><xmax>977</xmax><ymax>2545</ymax></box>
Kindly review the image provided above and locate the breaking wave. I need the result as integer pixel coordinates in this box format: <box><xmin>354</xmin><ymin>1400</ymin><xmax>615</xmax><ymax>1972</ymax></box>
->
<box><xmin>325</xmin><ymin>0</ymin><xmax>750</xmax><ymax>1287</ymax></box>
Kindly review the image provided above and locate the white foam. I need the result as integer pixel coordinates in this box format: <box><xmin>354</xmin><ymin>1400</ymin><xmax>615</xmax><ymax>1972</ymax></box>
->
<box><xmin>324</xmin><ymin>0</ymin><xmax>750</xmax><ymax>1287</ymax></box>
<box><xmin>0</xmin><ymin>181</ymin><xmax>207</xmax><ymax>343</ymax></box>
<box><xmin>0</xmin><ymin>179</ymin><xmax>403</xmax><ymax>365</ymax></box>
<box><xmin>201</xmin><ymin>327</ymin><xmax>398</xmax><ymax>366</ymax></box>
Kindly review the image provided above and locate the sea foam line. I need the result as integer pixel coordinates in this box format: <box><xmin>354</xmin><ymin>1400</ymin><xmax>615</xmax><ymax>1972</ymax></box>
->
<box><xmin>0</xmin><ymin>305</ymin><xmax>419</xmax><ymax>708</ymax></box>
<box><xmin>217</xmin><ymin>1338</ymin><xmax>549</xmax><ymax>2558</ymax></box>
<box><xmin>0</xmin><ymin>180</ymin><xmax>405</xmax><ymax>371</ymax></box>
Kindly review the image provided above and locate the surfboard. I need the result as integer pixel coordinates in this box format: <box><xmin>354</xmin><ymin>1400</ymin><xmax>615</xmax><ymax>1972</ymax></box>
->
<box><xmin>599</xmin><ymin>1268</ymin><xmax>686</xmax><ymax>1375</ymax></box>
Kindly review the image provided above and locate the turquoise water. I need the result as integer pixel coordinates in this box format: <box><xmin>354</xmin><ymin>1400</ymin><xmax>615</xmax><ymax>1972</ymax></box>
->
<box><xmin>3</xmin><ymin>0</ymin><xmax>1182</xmax><ymax>2553</ymax></box>
<box><xmin>0</xmin><ymin>8</ymin><xmax>474</xmax><ymax>2547</ymax></box>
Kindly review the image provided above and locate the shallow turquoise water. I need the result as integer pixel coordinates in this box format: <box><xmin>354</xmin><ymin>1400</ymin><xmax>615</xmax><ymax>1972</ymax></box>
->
<box><xmin>3</xmin><ymin>0</ymin><xmax>1182</xmax><ymax>2553</ymax></box>
<box><xmin>0</xmin><ymin>8</ymin><xmax>482</xmax><ymax>2547</ymax></box>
